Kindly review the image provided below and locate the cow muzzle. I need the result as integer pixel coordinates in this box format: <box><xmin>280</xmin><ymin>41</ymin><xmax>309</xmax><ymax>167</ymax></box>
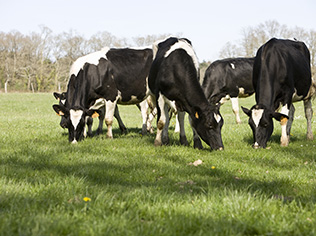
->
<box><xmin>253</xmin><ymin>142</ymin><xmax>260</xmax><ymax>149</ymax></box>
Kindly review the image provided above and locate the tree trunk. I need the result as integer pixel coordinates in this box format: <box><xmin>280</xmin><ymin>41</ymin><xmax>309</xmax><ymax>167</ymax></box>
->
<box><xmin>31</xmin><ymin>83</ymin><xmax>35</xmax><ymax>93</ymax></box>
<box><xmin>4</xmin><ymin>80</ymin><xmax>8</xmax><ymax>93</ymax></box>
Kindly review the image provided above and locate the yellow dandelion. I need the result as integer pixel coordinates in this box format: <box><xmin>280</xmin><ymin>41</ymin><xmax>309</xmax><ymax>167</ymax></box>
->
<box><xmin>83</xmin><ymin>197</ymin><xmax>91</xmax><ymax>202</ymax></box>
<box><xmin>211</xmin><ymin>166</ymin><xmax>216</xmax><ymax>170</ymax></box>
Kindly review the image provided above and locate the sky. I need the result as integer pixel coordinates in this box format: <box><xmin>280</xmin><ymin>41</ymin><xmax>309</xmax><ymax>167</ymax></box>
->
<box><xmin>1</xmin><ymin>0</ymin><xmax>315</xmax><ymax>61</ymax></box>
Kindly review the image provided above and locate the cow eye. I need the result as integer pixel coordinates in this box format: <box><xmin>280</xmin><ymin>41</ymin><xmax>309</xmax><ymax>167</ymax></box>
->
<box><xmin>261</xmin><ymin>122</ymin><xmax>268</xmax><ymax>127</ymax></box>
<box><xmin>209</xmin><ymin>122</ymin><xmax>216</xmax><ymax>129</ymax></box>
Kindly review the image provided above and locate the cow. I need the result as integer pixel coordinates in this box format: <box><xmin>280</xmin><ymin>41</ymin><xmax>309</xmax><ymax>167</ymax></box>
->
<box><xmin>53</xmin><ymin>50</ymin><xmax>129</xmax><ymax>136</ymax></box>
<box><xmin>202</xmin><ymin>57</ymin><xmax>255</xmax><ymax>124</ymax></box>
<box><xmin>241</xmin><ymin>38</ymin><xmax>315</xmax><ymax>148</ymax></box>
<box><xmin>148</xmin><ymin>37</ymin><xmax>224</xmax><ymax>150</ymax></box>
<box><xmin>53</xmin><ymin>91</ymin><xmax>127</xmax><ymax>136</ymax></box>
<box><xmin>53</xmin><ymin>47</ymin><xmax>153</xmax><ymax>143</ymax></box>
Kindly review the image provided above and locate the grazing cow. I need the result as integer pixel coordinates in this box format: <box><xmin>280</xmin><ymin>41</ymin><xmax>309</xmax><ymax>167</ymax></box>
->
<box><xmin>242</xmin><ymin>38</ymin><xmax>314</xmax><ymax>148</ymax></box>
<box><xmin>148</xmin><ymin>37</ymin><xmax>224</xmax><ymax>150</ymax></box>
<box><xmin>53</xmin><ymin>91</ymin><xmax>127</xmax><ymax>136</ymax></box>
<box><xmin>53</xmin><ymin>51</ymin><xmax>128</xmax><ymax>136</ymax></box>
<box><xmin>53</xmin><ymin>47</ymin><xmax>153</xmax><ymax>143</ymax></box>
<box><xmin>202</xmin><ymin>57</ymin><xmax>255</xmax><ymax>124</ymax></box>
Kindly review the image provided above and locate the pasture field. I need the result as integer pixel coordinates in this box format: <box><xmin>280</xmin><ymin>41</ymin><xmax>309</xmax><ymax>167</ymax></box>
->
<box><xmin>0</xmin><ymin>93</ymin><xmax>316</xmax><ymax>236</ymax></box>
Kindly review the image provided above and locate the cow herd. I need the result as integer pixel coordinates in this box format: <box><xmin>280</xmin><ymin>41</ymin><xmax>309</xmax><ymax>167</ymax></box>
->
<box><xmin>52</xmin><ymin>37</ymin><xmax>315</xmax><ymax>150</ymax></box>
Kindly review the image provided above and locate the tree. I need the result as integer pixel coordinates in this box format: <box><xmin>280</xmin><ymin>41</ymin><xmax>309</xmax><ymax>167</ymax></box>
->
<box><xmin>132</xmin><ymin>33</ymin><xmax>180</xmax><ymax>47</ymax></box>
<box><xmin>219</xmin><ymin>20</ymin><xmax>316</xmax><ymax>76</ymax></box>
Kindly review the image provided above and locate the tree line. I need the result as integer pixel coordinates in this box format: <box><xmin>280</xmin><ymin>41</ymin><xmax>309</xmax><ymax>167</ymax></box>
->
<box><xmin>0</xmin><ymin>25</ymin><xmax>171</xmax><ymax>93</ymax></box>
<box><xmin>1</xmin><ymin>21</ymin><xmax>315</xmax><ymax>93</ymax></box>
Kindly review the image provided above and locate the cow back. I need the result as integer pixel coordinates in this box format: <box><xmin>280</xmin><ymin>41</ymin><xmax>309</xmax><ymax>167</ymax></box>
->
<box><xmin>253</xmin><ymin>38</ymin><xmax>311</xmax><ymax>108</ymax></box>
<box><xmin>106</xmin><ymin>48</ymin><xmax>153</xmax><ymax>103</ymax></box>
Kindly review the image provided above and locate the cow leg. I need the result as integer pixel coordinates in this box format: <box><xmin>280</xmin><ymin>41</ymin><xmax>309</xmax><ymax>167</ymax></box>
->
<box><xmin>139</xmin><ymin>100</ymin><xmax>149</xmax><ymax>135</ymax></box>
<box><xmin>177</xmin><ymin>111</ymin><xmax>188</xmax><ymax>146</ymax></box>
<box><xmin>147</xmin><ymin>107</ymin><xmax>156</xmax><ymax>133</ymax></box>
<box><xmin>189</xmin><ymin>116</ymin><xmax>203</xmax><ymax>149</ymax></box>
<box><xmin>104</xmin><ymin>101</ymin><xmax>117</xmax><ymax>139</ymax></box>
<box><xmin>286</xmin><ymin>104</ymin><xmax>295</xmax><ymax>142</ymax></box>
<box><xmin>304</xmin><ymin>98</ymin><xmax>314</xmax><ymax>140</ymax></box>
<box><xmin>85</xmin><ymin>116</ymin><xmax>93</xmax><ymax>137</ymax></box>
<box><xmin>161</xmin><ymin>104</ymin><xmax>170</xmax><ymax>145</ymax></box>
<box><xmin>168</xmin><ymin>108</ymin><xmax>180</xmax><ymax>133</ymax></box>
<box><xmin>280</xmin><ymin>122</ymin><xmax>289</xmax><ymax>147</ymax></box>
<box><xmin>113</xmin><ymin>105</ymin><xmax>127</xmax><ymax>134</ymax></box>
<box><xmin>231</xmin><ymin>97</ymin><xmax>242</xmax><ymax>124</ymax></box>
<box><xmin>280</xmin><ymin>104</ymin><xmax>290</xmax><ymax>147</ymax></box>
<box><xmin>174</xmin><ymin>114</ymin><xmax>180</xmax><ymax>133</ymax></box>
<box><xmin>96</xmin><ymin>106</ymin><xmax>105</xmax><ymax>135</ymax></box>
<box><xmin>154</xmin><ymin>94</ymin><xmax>169</xmax><ymax>146</ymax></box>
<box><xmin>146</xmin><ymin>96</ymin><xmax>156</xmax><ymax>133</ymax></box>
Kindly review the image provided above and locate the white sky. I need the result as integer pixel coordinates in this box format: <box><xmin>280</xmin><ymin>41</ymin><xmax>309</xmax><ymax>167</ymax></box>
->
<box><xmin>1</xmin><ymin>0</ymin><xmax>315</xmax><ymax>61</ymax></box>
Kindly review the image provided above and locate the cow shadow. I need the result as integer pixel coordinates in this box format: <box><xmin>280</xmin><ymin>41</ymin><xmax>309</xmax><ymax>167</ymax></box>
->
<box><xmin>243</xmin><ymin>133</ymin><xmax>300</xmax><ymax>147</ymax></box>
<box><xmin>4</xmin><ymin>144</ymin><xmax>315</xmax><ymax>206</ymax></box>
<box><xmin>89</xmin><ymin>127</ymin><xmax>156</xmax><ymax>139</ymax></box>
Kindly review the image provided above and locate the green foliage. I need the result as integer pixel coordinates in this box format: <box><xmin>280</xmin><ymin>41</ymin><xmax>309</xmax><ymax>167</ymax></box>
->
<box><xmin>0</xmin><ymin>93</ymin><xmax>316</xmax><ymax>235</ymax></box>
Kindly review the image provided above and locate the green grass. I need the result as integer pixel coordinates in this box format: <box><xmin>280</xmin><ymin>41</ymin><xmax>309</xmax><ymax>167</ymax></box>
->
<box><xmin>0</xmin><ymin>93</ymin><xmax>316</xmax><ymax>235</ymax></box>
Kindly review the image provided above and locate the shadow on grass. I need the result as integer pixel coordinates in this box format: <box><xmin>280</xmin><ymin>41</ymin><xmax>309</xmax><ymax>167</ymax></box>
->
<box><xmin>3</xmin><ymin>122</ymin><xmax>316</xmax><ymax>217</ymax></box>
<box><xmin>243</xmin><ymin>133</ymin><xmax>302</xmax><ymax>147</ymax></box>
<box><xmin>3</xmin><ymin>139</ymin><xmax>315</xmax><ymax>207</ymax></box>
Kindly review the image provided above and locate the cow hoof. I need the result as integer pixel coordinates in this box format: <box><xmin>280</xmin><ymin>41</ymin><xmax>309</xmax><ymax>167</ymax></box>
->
<box><xmin>193</xmin><ymin>140</ymin><xmax>203</xmax><ymax>149</ymax></box>
<box><xmin>142</xmin><ymin>124</ymin><xmax>147</xmax><ymax>136</ymax></box>
<box><xmin>162</xmin><ymin>138</ymin><xmax>169</xmax><ymax>146</ymax></box>
<box><xmin>147</xmin><ymin>127</ymin><xmax>154</xmax><ymax>134</ymax></box>
<box><xmin>120</xmin><ymin>128</ymin><xmax>127</xmax><ymax>135</ymax></box>
<box><xmin>280</xmin><ymin>135</ymin><xmax>289</xmax><ymax>147</ymax></box>
<box><xmin>154</xmin><ymin>139</ymin><xmax>162</xmax><ymax>146</ymax></box>
<box><xmin>96</xmin><ymin>129</ymin><xmax>103</xmax><ymax>136</ymax></box>
<box><xmin>180</xmin><ymin>136</ymin><xmax>189</xmax><ymax>146</ymax></box>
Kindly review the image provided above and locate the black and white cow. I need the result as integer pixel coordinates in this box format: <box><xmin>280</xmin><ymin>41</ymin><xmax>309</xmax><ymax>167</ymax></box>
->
<box><xmin>242</xmin><ymin>38</ymin><xmax>315</xmax><ymax>148</ymax></box>
<box><xmin>53</xmin><ymin>49</ymin><xmax>129</xmax><ymax>136</ymax></box>
<box><xmin>53</xmin><ymin>47</ymin><xmax>153</xmax><ymax>143</ymax></box>
<box><xmin>148</xmin><ymin>37</ymin><xmax>224</xmax><ymax>150</ymax></box>
<box><xmin>53</xmin><ymin>91</ymin><xmax>127</xmax><ymax>136</ymax></box>
<box><xmin>202</xmin><ymin>57</ymin><xmax>255</xmax><ymax>124</ymax></box>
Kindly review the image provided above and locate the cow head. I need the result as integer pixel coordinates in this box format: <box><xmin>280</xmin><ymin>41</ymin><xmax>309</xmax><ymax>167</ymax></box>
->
<box><xmin>191</xmin><ymin>105</ymin><xmax>224</xmax><ymax>150</ymax></box>
<box><xmin>52</xmin><ymin>104</ymin><xmax>100</xmax><ymax>143</ymax></box>
<box><xmin>53</xmin><ymin>92</ymin><xmax>67</xmax><ymax>103</ymax></box>
<box><xmin>242</xmin><ymin>105</ymin><xmax>287</xmax><ymax>148</ymax></box>
<box><xmin>53</xmin><ymin>92</ymin><xmax>68</xmax><ymax>129</ymax></box>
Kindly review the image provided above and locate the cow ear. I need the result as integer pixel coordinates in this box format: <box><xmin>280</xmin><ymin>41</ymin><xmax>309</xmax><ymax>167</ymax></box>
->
<box><xmin>53</xmin><ymin>92</ymin><xmax>61</xmax><ymax>100</ymax></box>
<box><xmin>272</xmin><ymin>112</ymin><xmax>289</xmax><ymax>122</ymax></box>
<box><xmin>241</xmin><ymin>106</ymin><xmax>251</xmax><ymax>117</ymax></box>
<box><xmin>53</xmin><ymin>104</ymin><xmax>69</xmax><ymax>116</ymax></box>
<box><xmin>86</xmin><ymin>109</ymin><xmax>100</xmax><ymax>118</ymax></box>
